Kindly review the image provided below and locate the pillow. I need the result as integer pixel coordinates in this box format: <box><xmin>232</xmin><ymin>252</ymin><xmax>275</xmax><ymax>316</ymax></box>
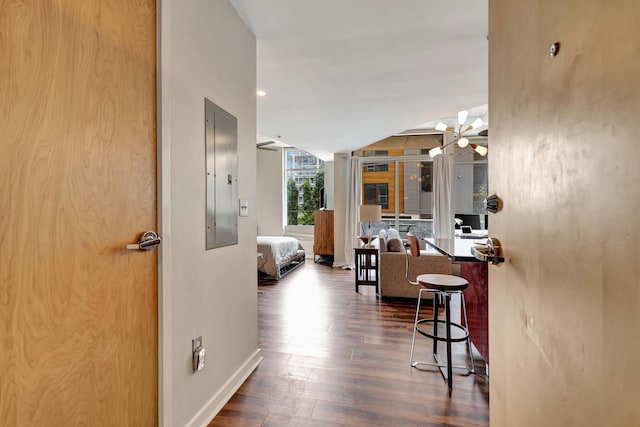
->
<box><xmin>387</xmin><ymin>238</ymin><xmax>403</xmax><ymax>252</ymax></box>
<box><xmin>385</xmin><ymin>228</ymin><xmax>403</xmax><ymax>252</ymax></box>
<box><xmin>385</xmin><ymin>228</ymin><xmax>400</xmax><ymax>240</ymax></box>
<box><xmin>377</xmin><ymin>230</ymin><xmax>388</xmax><ymax>252</ymax></box>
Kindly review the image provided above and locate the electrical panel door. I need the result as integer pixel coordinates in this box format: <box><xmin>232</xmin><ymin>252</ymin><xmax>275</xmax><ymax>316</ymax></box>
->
<box><xmin>205</xmin><ymin>98</ymin><xmax>238</xmax><ymax>249</ymax></box>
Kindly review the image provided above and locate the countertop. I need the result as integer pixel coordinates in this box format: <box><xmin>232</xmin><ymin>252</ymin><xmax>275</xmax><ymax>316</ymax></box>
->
<box><xmin>424</xmin><ymin>237</ymin><xmax>488</xmax><ymax>262</ymax></box>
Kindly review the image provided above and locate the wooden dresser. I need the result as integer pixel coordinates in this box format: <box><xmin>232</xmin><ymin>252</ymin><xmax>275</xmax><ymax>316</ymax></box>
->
<box><xmin>313</xmin><ymin>210</ymin><xmax>334</xmax><ymax>263</ymax></box>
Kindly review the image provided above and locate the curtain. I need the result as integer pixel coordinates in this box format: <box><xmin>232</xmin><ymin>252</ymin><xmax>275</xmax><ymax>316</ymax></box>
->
<box><xmin>337</xmin><ymin>155</ymin><xmax>361</xmax><ymax>269</ymax></box>
<box><xmin>433</xmin><ymin>145</ymin><xmax>454</xmax><ymax>238</ymax></box>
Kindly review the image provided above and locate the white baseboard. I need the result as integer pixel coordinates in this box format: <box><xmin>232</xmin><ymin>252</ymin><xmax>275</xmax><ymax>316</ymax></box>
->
<box><xmin>333</xmin><ymin>262</ymin><xmax>354</xmax><ymax>270</ymax></box>
<box><xmin>186</xmin><ymin>348</ymin><xmax>263</xmax><ymax>427</ymax></box>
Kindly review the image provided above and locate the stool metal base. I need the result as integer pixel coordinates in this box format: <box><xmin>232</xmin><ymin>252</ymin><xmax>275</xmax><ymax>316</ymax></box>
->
<box><xmin>410</xmin><ymin>288</ymin><xmax>476</xmax><ymax>390</ymax></box>
<box><xmin>412</xmin><ymin>354</ymin><xmax>474</xmax><ymax>389</ymax></box>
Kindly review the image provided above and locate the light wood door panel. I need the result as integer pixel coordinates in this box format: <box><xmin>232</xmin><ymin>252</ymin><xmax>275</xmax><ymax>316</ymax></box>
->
<box><xmin>489</xmin><ymin>1</ymin><xmax>640</xmax><ymax>425</ymax></box>
<box><xmin>0</xmin><ymin>1</ymin><xmax>157</xmax><ymax>425</ymax></box>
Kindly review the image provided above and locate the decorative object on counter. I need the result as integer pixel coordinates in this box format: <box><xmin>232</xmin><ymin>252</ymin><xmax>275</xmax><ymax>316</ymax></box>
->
<box><xmin>484</xmin><ymin>194</ymin><xmax>502</xmax><ymax>214</ymax></box>
<box><xmin>359</xmin><ymin>204</ymin><xmax>382</xmax><ymax>248</ymax></box>
<box><xmin>429</xmin><ymin>110</ymin><xmax>487</xmax><ymax>158</ymax></box>
<box><xmin>358</xmin><ymin>235</ymin><xmax>372</xmax><ymax>246</ymax></box>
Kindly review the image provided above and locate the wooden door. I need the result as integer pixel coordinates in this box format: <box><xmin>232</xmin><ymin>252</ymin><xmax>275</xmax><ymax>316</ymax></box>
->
<box><xmin>0</xmin><ymin>1</ymin><xmax>157</xmax><ymax>425</ymax></box>
<box><xmin>489</xmin><ymin>1</ymin><xmax>640</xmax><ymax>425</ymax></box>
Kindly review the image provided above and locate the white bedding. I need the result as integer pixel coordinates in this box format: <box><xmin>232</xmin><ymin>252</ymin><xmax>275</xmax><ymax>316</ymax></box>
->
<box><xmin>257</xmin><ymin>236</ymin><xmax>304</xmax><ymax>279</ymax></box>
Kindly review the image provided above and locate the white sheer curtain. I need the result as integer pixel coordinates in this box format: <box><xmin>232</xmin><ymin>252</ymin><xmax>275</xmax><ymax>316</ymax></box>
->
<box><xmin>433</xmin><ymin>145</ymin><xmax>454</xmax><ymax>238</ymax></box>
<box><xmin>338</xmin><ymin>155</ymin><xmax>361</xmax><ymax>269</ymax></box>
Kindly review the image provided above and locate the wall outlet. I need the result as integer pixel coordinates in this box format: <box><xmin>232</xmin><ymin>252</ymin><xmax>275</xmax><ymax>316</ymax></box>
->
<box><xmin>239</xmin><ymin>199</ymin><xmax>249</xmax><ymax>217</ymax></box>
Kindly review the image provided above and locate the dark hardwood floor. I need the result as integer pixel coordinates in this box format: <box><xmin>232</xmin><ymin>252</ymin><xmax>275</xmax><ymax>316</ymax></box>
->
<box><xmin>209</xmin><ymin>262</ymin><xmax>489</xmax><ymax>426</ymax></box>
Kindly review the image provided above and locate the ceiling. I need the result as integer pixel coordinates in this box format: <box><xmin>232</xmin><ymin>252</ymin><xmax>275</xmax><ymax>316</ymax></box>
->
<box><xmin>229</xmin><ymin>0</ymin><xmax>488</xmax><ymax>160</ymax></box>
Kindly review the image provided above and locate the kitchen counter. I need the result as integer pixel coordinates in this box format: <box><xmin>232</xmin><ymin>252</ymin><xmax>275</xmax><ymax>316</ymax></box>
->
<box><xmin>424</xmin><ymin>237</ymin><xmax>487</xmax><ymax>262</ymax></box>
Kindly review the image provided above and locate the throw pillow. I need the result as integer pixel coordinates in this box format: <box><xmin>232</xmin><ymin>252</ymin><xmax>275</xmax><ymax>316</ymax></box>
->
<box><xmin>377</xmin><ymin>230</ymin><xmax>387</xmax><ymax>252</ymax></box>
<box><xmin>387</xmin><ymin>238</ymin><xmax>403</xmax><ymax>252</ymax></box>
<box><xmin>385</xmin><ymin>228</ymin><xmax>403</xmax><ymax>252</ymax></box>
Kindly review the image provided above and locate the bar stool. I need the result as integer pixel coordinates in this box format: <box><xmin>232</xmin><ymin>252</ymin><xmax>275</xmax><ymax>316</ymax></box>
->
<box><xmin>404</xmin><ymin>234</ymin><xmax>475</xmax><ymax>390</ymax></box>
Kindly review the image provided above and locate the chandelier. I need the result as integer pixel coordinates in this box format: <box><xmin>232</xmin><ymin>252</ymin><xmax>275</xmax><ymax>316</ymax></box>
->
<box><xmin>428</xmin><ymin>110</ymin><xmax>488</xmax><ymax>158</ymax></box>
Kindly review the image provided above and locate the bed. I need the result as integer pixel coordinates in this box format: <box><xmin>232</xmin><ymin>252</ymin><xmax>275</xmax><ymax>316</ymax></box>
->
<box><xmin>257</xmin><ymin>236</ymin><xmax>306</xmax><ymax>279</ymax></box>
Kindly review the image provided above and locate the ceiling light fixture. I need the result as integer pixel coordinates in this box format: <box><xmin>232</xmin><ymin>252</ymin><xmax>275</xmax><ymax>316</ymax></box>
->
<box><xmin>471</xmin><ymin>144</ymin><xmax>488</xmax><ymax>156</ymax></box>
<box><xmin>429</xmin><ymin>110</ymin><xmax>487</xmax><ymax>158</ymax></box>
<box><xmin>256</xmin><ymin>90</ymin><xmax>266</xmax><ymax>96</ymax></box>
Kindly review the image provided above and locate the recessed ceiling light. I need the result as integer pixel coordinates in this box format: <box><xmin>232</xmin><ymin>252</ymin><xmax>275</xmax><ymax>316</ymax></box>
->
<box><xmin>256</xmin><ymin>90</ymin><xmax>266</xmax><ymax>97</ymax></box>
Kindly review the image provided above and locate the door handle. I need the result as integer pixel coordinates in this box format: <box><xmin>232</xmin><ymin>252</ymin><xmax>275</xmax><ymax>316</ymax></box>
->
<box><xmin>470</xmin><ymin>237</ymin><xmax>505</xmax><ymax>264</ymax></box>
<box><xmin>126</xmin><ymin>231</ymin><xmax>161</xmax><ymax>251</ymax></box>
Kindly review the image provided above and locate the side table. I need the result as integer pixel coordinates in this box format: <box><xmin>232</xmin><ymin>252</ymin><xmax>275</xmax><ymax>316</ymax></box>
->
<box><xmin>354</xmin><ymin>247</ymin><xmax>379</xmax><ymax>294</ymax></box>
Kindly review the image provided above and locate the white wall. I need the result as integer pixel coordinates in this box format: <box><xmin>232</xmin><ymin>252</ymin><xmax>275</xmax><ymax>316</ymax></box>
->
<box><xmin>256</xmin><ymin>147</ymin><xmax>284</xmax><ymax>235</ymax></box>
<box><xmin>324</xmin><ymin>160</ymin><xmax>335</xmax><ymax>209</ymax></box>
<box><xmin>159</xmin><ymin>1</ymin><xmax>259</xmax><ymax>426</ymax></box>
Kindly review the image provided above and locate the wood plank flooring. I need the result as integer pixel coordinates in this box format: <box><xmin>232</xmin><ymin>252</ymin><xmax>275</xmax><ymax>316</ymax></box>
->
<box><xmin>210</xmin><ymin>262</ymin><xmax>489</xmax><ymax>426</ymax></box>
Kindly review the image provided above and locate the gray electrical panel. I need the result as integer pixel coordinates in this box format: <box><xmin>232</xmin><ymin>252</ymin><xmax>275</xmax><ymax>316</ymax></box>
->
<box><xmin>205</xmin><ymin>98</ymin><xmax>238</xmax><ymax>249</ymax></box>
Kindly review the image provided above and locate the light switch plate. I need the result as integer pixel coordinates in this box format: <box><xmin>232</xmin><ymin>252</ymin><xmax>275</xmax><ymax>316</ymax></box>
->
<box><xmin>194</xmin><ymin>348</ymin><xmax>206</xmax><ymax>371</ymax></box>
<box><xmin>192</xmin><ymin>335</ymin><xmax>205</xmax><ymax>371</ymax></box>
<box><xmin>192</xmin><ymin>335</ymin><xmax>202</xmax><ymax>353</ymax></box>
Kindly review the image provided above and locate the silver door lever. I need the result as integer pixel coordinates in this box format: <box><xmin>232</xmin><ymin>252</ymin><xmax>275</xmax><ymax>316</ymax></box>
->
<box><xmin>126</xmin><ymin>231</ymin><xmax>161</xmax><ymax>251</ymax></box>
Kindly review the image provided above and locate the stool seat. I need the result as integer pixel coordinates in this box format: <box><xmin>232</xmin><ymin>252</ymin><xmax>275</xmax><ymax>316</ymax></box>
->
<box><xmin>416</xmin><ymin>274</ymin><xmax>468</xmax><ymax>292</ymax></box>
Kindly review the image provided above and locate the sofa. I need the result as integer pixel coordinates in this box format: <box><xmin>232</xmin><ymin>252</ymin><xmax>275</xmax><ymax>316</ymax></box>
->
<box><xmin>372</xmin><ymin>234</ymin><xmax>452</xmax><ymax>299</ymax></box>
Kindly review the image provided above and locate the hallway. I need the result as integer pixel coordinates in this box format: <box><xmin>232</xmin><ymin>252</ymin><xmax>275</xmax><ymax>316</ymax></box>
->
<box><xmin>211</xmin><ymin>263</ymin><xmax>489</xmax><ymax>426</ymax></box>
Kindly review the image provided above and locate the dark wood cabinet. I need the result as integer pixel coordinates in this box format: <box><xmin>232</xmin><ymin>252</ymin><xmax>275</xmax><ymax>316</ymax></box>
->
<box><xmin>461</xmin><ymin>261</ymin><xmax>489</xmax><ymax>363</ymax></box>
<box><xmin>313</xmin><ymin>210</ymin><xmax>334</xmax><ymax>262</ymax></box>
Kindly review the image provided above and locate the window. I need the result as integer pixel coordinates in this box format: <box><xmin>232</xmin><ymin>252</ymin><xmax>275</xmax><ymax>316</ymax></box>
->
<box><xmin>285</xmin><ymin>149</ymin><xmax>324</xmax><ymax>225</ymax></box>
<box><xmin>364</xmin><ymin>150</ymin><xmax>388</xmax><ymax>157</ymax></box>
<box><xmin>353</xmin><ymin>133</ymin><xmax>476</xmax><ymax>237</ymax></box>
<box><xmin>420</xmin><ymin>162</ymin><xmax>433</xmax><ymax>192</ymax></box>
<box><xmin>472</xmin><ymin>163</ymin><xmax>488</xmax><ymax>213</ymax></box>
<box><xmin>361</xmin><ymin>159</ymin><xmax>434</xmax><ymax>214</ymax></box>
<box><xmin>364</xmin><ymin>183</ymin><xmax>389</xmax><ymax>209</ymax></box>
<box><xmin>453</xmin><ymin>141</ymin><xmax>488</xmax><ymax>218</ymax></box>
<box><xmin>360</xmin><ymin>158</ymin><xmax>434</xmax><ymax>238</ymax></box>
<box><xmin>365</xmin><ymin>163</ymin><xmax>388</xmax><ymax>172</ymax></box>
